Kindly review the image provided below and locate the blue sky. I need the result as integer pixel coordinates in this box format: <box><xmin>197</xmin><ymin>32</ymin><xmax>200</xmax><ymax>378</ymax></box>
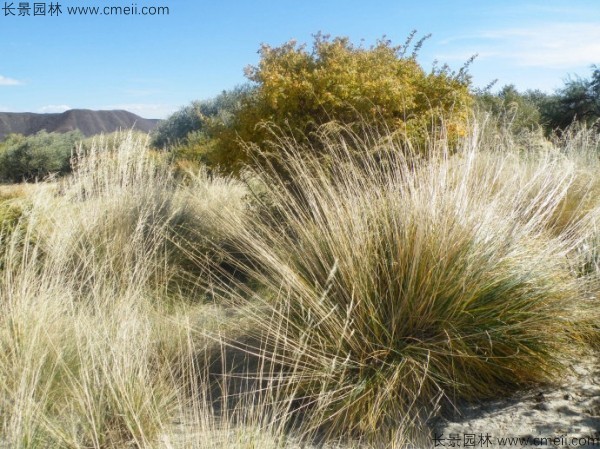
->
<box><xmin>1</xmin><ymin>0</ymin><xmax>599</xmax><ymax>118</ymax></box>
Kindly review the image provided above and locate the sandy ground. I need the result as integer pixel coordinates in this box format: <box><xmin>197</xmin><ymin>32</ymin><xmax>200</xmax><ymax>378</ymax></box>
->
<box><xmin>160</xmin><ymin>353</ymin><xmax>600</xmax><ymax>448</ymax></box>
<box><xmin>435</xmin><ymin>353</ymin><xmax>600</xmax><ymax>448</ymax></box>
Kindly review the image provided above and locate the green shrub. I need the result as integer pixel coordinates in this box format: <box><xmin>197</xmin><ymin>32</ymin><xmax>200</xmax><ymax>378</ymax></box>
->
<box><xmin>79</xmin><ymin>129</ymin><xmax>150</xmax><ymax>151</ymax></box>
<box><xmin>150</xmin><ymin>102</ymin><xmax>204</xmax><ymax>149</ymax></box>
<box><xmin>150</xmin><ymin>86</ymin><xmax>252</xmax><ymax>150</ymax></box>
<box><xmin>0</xmin><ymin>130</ymin><xmax>83</xmax><ymax>182</ymax></box>
<box><xmin>206</xmin><ymin>33</ymin><xmax>473</xmax><ymax>173</ymax></box>
<box><xmin>476</xmin><ymin>84</ymin><xmax>543</xmax><ymax>133</ymax></box>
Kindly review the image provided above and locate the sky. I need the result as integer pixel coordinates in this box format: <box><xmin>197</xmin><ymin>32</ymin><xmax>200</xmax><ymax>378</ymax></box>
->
<box><xmin>1</xmin><ymin>0</ymin><xmax>599</xmax><ymax>119</ymax></box>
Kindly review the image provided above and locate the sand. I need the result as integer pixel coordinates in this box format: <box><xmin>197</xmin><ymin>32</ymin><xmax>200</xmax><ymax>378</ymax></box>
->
<box><xmin>160</xmin><ymin>352</ymin><xmax>600</xmax><ymax>448</ymax></box>
<box><xmin>435</xmin><ymin>353</ymin><xmax>600</xmax><ymax>448</ymax></box>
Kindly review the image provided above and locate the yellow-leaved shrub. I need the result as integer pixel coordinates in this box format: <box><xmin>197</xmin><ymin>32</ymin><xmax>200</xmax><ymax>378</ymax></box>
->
<box><xmin>206</xmin><ymin>33</ymin><xmax>473</xmax><ymax>173</ymax></box>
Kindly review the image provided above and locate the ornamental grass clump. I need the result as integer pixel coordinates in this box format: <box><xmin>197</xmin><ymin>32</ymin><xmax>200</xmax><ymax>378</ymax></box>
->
<box><xmin>31</xmin><ymin>131</ymin><xmax>249</xmax><ymax>299</ymax></box>
<box><xmin>224</xmin><ymin>126</ymin><xmax>592</xmax><ymax>443</ymax></box>
<box><xmin>0</xmin><ymin>132</ymin><xmax>255</xmax><ymax>448</ymax></box>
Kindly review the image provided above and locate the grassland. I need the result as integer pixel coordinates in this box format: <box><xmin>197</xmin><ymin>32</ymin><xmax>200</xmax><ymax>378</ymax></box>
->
<box><xmin>0</xmin><ymin>123</ymin><xmax>599</xmax><ymax>448</ymax></box>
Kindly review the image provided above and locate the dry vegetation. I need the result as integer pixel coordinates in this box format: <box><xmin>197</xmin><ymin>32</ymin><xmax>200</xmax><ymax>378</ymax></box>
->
<box><xmin>0</xmin><ymin>123</ymin><xmax>600</xmax><ymax>448</ymax></box>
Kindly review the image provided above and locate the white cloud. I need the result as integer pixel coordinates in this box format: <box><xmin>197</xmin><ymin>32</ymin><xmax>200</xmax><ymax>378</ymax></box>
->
<box><xmin>0</xmin><ymin>75</ymin><xmax>22</xmax><ymax>86</ymax></box>
<box><xmin>482</xmin><ymin>24</ymin><xmax>600</xmax><ymax>68</ymax></box>
<box><xmin>106</xmin><ymin>103</ymin><xmax>176</xmax><ymax>119</ymax></box>
<box><xmin>37</xmin><ymin>104</ymin><xmax>72</xmax><ymax>113</ymax></box>
<box><xmin>440</xmin><ymin>23</ymin><xmax>600</xmax><ymax>69</ymax></box>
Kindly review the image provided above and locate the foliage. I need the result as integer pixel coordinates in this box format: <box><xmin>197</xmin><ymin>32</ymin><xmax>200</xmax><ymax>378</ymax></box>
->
<box><xmin>79</xmin><ymin>129</ymin><xmax>150</xmax><ymax>151</ymax></box>
<box><xmin>474</xmin><ymin>67</ymin><xmax>600</xmax><ymax>135</ymax></box>
<box><xmin>206</xmin><ymin>33</ymin><xmax>473</xmax><ymax>173</ymax></box>
<box><xmin>150</xmin><ymin>86</ymin><xmax>252</xmax><ymax>150</ymax></box>
<box><xmin>0</xmin><ymin>130</ymin><xmax>83</xmax><ymax>182</ymax></box>
<box><xmin>476</xmin><ymin>84</ymin><xmax>543</xmax><ymax>132</ymax></box>
<box><xmin>539</xmin><ymin>66</ymin><xmax>600</xmax><ymax>131</ymax></box>
<box><xmin>150</xmin><ymin>102</ymin><xmax>203</xmax><ymax>149</ymax></box>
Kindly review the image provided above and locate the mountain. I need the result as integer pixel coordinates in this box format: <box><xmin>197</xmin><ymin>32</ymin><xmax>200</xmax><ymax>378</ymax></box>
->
<box><xmin>0</xmin><ymin>109</ymin><xmax>161</xmax><ymax>140</ymax></box>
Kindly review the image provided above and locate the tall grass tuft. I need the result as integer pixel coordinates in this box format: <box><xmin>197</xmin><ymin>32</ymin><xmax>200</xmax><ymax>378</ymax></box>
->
<box><xmin>1</xmin><ymin>125</ymin><xmax>599</xmax><ymax>448</ymax></box>
<box><xmin>222</xmin><ymin>125</ymin><xmax>594</xmax><ymax>443</ymax></box>
<box><xmin>0</xmin><ymin>132</ymin><xmax>254</xmax><ymax>448</ymax></box>
<box><xmin>29</xmin><ymin>131</ymin><xmax>249</xmax><ymax>299</ymax></box>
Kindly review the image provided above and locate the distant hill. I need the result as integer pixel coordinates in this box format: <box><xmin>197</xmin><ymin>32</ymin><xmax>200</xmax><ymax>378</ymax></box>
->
<box><xmin>0</xmin><ymin>109</ymin><xmax>161</xmax><ymax>140</ymax></box>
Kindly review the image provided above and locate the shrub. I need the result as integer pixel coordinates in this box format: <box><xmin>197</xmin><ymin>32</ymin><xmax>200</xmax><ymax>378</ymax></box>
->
<box><xmin>0</xmin><ymin>130</ymin><xmax>83</xmax><ymax>182</ymax></box>
<box><xmin>207</xmin><ymin>33</ymin><xmax>473</xmax><ymax>173</ymax></box>
<box><xmin>150</xmin><ymin>102</ymin><xmax>204</xmax><ymax>149</ymax></box>
<box><xmin>475</xmin><ymin>84</ymin><xmax>543</xmax><ymax>133</ymax></box>
<box><xmin>150</xmin><ymin>86</ymin><xmax>252</xmax><ymax>150</ymax></box>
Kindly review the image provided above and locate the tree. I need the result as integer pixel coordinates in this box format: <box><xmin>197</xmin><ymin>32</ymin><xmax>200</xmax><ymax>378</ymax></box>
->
<box><xmin>540</xmin><ymin>66</ymin><xmax>600</xmax><ymax>131</ymax></box>
<box><xmin>476</xmin><ymin>84</ymin><xmax>544</xmax><ymax>132</ymax></box>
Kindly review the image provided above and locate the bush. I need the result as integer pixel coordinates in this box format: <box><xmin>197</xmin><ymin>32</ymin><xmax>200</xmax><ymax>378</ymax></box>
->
<box><xmin>150</xmin><ymin>86</ymin><xmax>252</xmax><ymax>150</ymax></box>
<box><xmin>206</xmin><ymin>33</ymin><xmax>473</xmax><ymax>173</ymax></box>
<box><xmin>0</xmin><ymin>130</ymin><xmax>83</xmax><ymax>182</ymax></box>
<box><xmin>150</xmin><ymin>102</ymin><xmax>204</xmax><ymax>149</ymax></box>
<box><xmin>476</xmin><ymin>84</ymin><xmax>543</xmax><ymax>132</ymax></box>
